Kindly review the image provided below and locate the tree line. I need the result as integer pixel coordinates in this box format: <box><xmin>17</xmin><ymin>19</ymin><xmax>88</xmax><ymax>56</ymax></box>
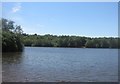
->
<box><xmin>1</xmin><ymin>18</ymin><xmax>120</xmax><ymax>52</ymax></box>
<box><xmin>23</xmin><ymin>34</ymin><xmax>120</xmax><ymax>48</ymax></box>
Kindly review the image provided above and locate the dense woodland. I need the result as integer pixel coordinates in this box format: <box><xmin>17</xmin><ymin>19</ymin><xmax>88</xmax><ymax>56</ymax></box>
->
<box><xmin>23</xmin><ymin>34</ymin><xmax>120</xmax><ymax>48</ymax></box>
<box><xmin>1</xmin><ymin>18</ymin><xmax>120</xmax><ymax>52</ymax></box>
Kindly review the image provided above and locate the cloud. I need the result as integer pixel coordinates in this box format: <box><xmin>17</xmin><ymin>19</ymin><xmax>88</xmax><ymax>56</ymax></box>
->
<box><xmin>12</xmin><ymin>3</ymin><xmax>21</xmax><ymax>13</ymax></box>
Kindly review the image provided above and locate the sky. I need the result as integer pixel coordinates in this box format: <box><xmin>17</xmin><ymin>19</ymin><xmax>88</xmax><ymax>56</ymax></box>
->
<box><xmin>2</xmin><ymin>2</ymin><xmax>118</xmax><ymax>37</ymax></box>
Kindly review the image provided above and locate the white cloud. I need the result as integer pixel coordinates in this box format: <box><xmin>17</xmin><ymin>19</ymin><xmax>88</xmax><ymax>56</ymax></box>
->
<box><xmin>12</xmin><ymin>3</ymin><xmax>21</xmax><ymax>13</ymax></box>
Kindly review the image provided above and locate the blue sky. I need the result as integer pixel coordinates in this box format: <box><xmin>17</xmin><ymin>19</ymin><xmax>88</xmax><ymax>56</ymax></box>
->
<box><xmin>2</xmin><ymin>2</ymin><xmax>118</xmax><ymax>37</ymax></box>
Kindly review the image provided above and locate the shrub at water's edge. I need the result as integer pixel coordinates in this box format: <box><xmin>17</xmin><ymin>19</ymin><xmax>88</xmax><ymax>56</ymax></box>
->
<box><xmin>1</xmin><ymin>18</ymin><xmax>24</xmax><ymax>52</ymax></box>
<box><xmin>2</xmin><ymin>31</ymin><xmax>24</xmax><ymax>52</ymax></box>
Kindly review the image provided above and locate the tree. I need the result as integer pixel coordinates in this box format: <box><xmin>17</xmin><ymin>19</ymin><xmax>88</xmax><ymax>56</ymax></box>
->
<box><xmin>2</xmin><ymin>18</ymin><xmax>15</xmax><ymax>31</ymax></box>
<box><xmin>14</xmin><ymin>25</ymin><xmax>23</xmax><ymax>34</ymax></box>
<box><xmin>2</xmin><ymin>18</ymin><xmax>24</xmax><ymax>52</ymax></box>
<box><xmin>85</xmin><ymin>39</ymin><xmax>94</xmax><ymax>48</ymax></box>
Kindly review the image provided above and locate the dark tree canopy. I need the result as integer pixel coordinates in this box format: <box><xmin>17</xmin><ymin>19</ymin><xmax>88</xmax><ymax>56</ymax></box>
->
<box><xmin>1</xmin><ymin>18</ymin><xmax>24</xmax><ymax>52</ymax></box>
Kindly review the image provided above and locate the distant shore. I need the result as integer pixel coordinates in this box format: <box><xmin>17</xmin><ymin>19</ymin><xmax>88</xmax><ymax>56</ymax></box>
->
<box><xmin>23</xmin><ymin>34</ymin><xmax>120</xmax><ymax>49</ymax></box>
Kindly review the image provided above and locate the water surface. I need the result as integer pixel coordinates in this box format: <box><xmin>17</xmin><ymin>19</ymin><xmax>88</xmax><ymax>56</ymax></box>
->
<box><xmin>2</xmin><ymin>47</ymin><xmax>118</xmax><ymax>82</ymax></box>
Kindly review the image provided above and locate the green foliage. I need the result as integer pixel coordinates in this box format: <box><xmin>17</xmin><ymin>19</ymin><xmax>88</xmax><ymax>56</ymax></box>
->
<box><xmin>1</xmin><ymin>18</ymin><xmax>24</xmax><ymax>52</ymax></box>
<box><xmin>22</xmin><ymin>34</ymin><xmax>120</xmax><ymax>48</ymax></box>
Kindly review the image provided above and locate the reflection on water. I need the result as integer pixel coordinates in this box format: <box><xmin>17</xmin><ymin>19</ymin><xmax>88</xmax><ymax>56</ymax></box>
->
<box><xmin>2</xmin><ymin>47</ymin><xmax>118</xmax><ymax>82</ymax></box>
<box><xmin>2</xmin><ymin>52</ymin><xmax>24</xmax><ymax>64</ymax></box>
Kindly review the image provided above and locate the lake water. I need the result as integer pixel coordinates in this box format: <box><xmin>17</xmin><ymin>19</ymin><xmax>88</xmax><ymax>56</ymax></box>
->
<box><xmin>2</xmin><ymin>47</ymin><xmax>118</xmax><ymax>82</ymax></box>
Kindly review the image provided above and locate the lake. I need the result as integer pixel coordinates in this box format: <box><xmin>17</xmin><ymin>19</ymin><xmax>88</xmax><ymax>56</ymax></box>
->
<box><xmin>2</xmin><ymin>47</ymin><xmax>118</xmax><ymax>82</ymax></box>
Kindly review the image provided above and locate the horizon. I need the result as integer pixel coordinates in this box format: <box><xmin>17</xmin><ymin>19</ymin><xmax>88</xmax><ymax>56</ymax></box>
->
<box><xmin>2</xmin><ymin>2</ymin><xmax>118</xmax><ymax>37</ymax></box>
<box><xmin>23</xmin><ymin>33</ymin><xmax>119</xmax><ymax>38</ymax></box>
